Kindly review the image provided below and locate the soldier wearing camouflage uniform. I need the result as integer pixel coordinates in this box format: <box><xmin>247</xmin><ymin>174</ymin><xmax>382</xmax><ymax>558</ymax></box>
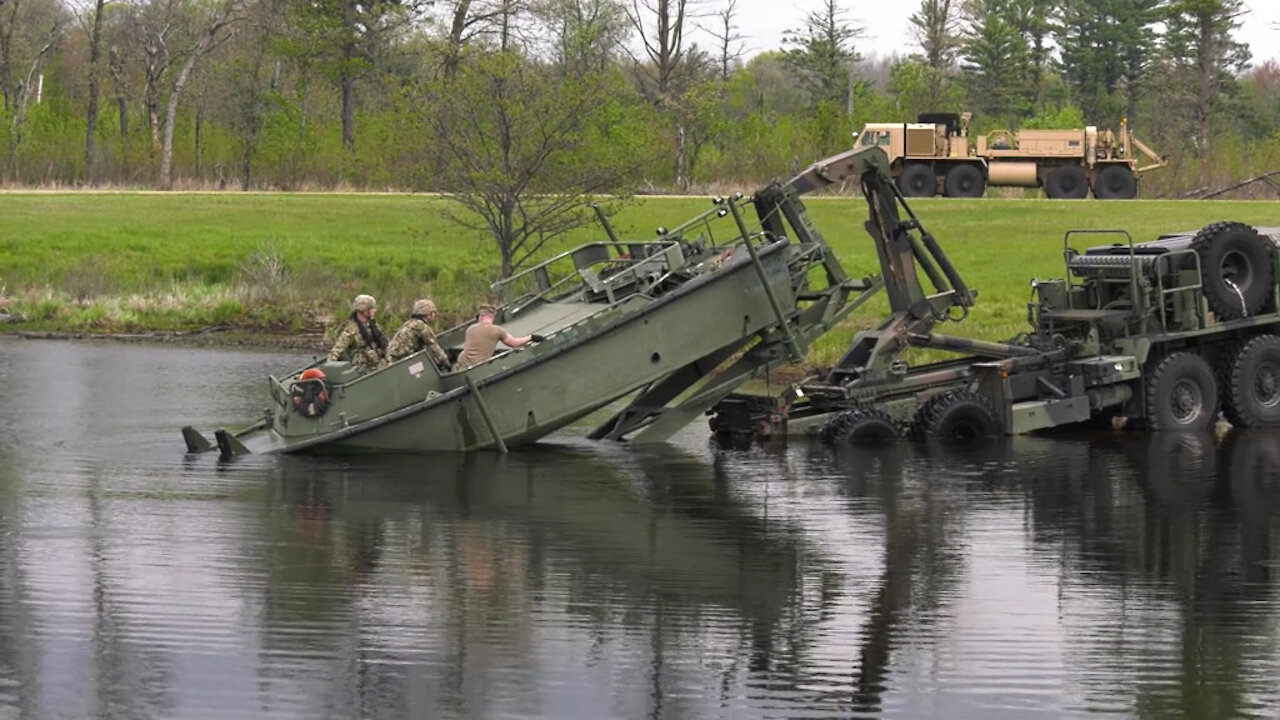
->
<box><xmin>387</xmin><ymin>298</ymin><xmax>450</xmax><ymax>369</ymax></box>
<box><xmin>327</xmin><ymin>294</ymin><xmax>388</xmax><ymax>373</ymax></box>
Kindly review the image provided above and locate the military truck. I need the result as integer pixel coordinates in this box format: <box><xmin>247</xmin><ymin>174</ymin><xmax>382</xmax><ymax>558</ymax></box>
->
<box><xmin>709</xmin><ymin>144</ymin><xmax>1280</xmax><ymax>445</ymax></box>
<box><xmin>855</xmin><ymin>112</ymin><xmax>1166</xmax><ymax>199</ymax></box>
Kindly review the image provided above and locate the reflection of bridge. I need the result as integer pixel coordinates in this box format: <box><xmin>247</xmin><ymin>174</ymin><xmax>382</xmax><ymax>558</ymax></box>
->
<box><xmin>258</xmin><ymin>444</ymin><xmax>827</xmax><ymax>718</ymax></box>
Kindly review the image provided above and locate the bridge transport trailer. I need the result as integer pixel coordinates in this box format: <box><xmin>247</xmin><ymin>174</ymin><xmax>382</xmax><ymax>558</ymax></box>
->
<box><xmin>709</xmin><ymin>146</ymin><xmax>1280</xmax><ymax>445</ymax></box>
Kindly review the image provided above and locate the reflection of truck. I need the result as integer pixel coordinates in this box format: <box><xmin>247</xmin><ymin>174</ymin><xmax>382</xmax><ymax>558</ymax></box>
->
<box><xmin>710</xmin><ymin>143</ymin><xmax>1280</xmax><ymax>446</ymax></box>
<box><xmin>854</xmin><ymin>112</ymin><xmax>1166</xmax><ymax>199</ymax></box>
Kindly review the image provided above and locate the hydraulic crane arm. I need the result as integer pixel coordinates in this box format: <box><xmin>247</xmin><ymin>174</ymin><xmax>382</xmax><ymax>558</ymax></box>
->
<box><xmin>754</xmin><ymin>146</ymin><xmax>977</xmax><ymax>382</ymax></box>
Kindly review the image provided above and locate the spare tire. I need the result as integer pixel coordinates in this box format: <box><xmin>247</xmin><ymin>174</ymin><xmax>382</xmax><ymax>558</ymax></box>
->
<box><xmin>821</xmin><ymin>407</ymin><xmax>899</xmax><ymax>446</ymax></box>
<box><xmin>1192</xmin><ymin>221</ymin><xmax>1274</xmax><ymax>319</ymax></box>
<box><xmin>914</xmin><ymin>390</ymin><xmax>1000</xmax><ymax>442</ymax></box>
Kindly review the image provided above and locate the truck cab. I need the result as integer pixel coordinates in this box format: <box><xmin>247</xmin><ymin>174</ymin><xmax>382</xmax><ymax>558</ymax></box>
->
<box><xmin>855</xmin><ymin>113</ymin><xmax>973</xmax><ymax>166</ymax></box>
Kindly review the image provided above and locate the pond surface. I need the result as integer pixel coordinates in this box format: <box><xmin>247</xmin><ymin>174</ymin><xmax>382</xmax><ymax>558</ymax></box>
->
<box><xmin>0</xmin><ymin>337</ymin><xmax>1278</xmax><ymax>719</ymax></box>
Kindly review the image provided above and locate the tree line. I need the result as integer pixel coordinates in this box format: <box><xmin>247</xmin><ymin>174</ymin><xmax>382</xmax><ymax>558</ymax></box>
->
<box><xmin>1</xmin><ymin>0</ymin><xmax>1277</xmax><ymax>202</ymax></box>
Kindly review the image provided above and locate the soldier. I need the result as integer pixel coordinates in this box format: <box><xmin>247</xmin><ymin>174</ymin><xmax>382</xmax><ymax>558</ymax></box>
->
<box><xmin>327</xmin><ymin>294</ymin><xmax>388</xmax><ymax>373</ymax></box>
<box><xmin>454</xmin><ymin>304</ymin><xmax>544</xmax><ymax>371</ymax></box>
<box><xmin>386</xmin><ymin>298</ymin><xmax>450</xmax><ymax>369</ymax></box>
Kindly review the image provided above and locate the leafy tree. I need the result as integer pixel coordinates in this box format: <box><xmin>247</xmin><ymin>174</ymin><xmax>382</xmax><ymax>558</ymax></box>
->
<box><xmin>889</xmin><ymin>55</ymin><xmax>962</xmax><ymax>119</ymax></box>
<box><xmin>0</xmin><ymin>0</ymin><xmax>64</xmax><ymax>180</ymax></box>
<box><xmin>1056</xmin><ymin>0</ymin><xmax>1160</xmax><ymax>123</ymax></box>
<box><xmin>427</xmin><ymin>51</ymin><xmax>643</xmax><ymax>278</ymax></box>
<box><xmin>1003</xmin><ymin>0</ymin><xmax>1052</xmax><ymax>104</ymax></box>
<box><xmin>909</xmin><ymin>0</ymin><xmax>960</xmax><ymax>109</ymax></box>
<box><xmin>1161</xmin><ymin>0</ymin><xmax>1250</xmax><ymax>154</ymax></box>
<box><xmin>959</xmin><ymin>0</ymin><xmax>1030</xmax><ymax>127</ymax></box>
<box><xmin>781</xmin><ymin>0</ymin><xmax>861</xmax><ymax>114</ymax></box>
<box><xmin>286</xmin><ymin>0</ymin><xmax>429</xmax><ymax>150</ymax></box>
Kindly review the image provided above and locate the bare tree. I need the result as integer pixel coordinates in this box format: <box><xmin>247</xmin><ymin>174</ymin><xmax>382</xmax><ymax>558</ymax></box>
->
<box><xmin>77</xmin><ymin>0</ymin><xmax>112</xmax><ymax>184</ymax></box>
<box><xmin>1</xmin><ymin>0</ymin><xmax>62</xmax><ymax>181</ymax></box>
<box><xmin>626</xmin><ymin>0</ymin><xmax>703</xmax><ymax>188</ymax></box>
<box><xmin>530</xmin><ymin>0</ymin><xmax>629</xmax><ymax>72</ymax></box>
<box><xmin>137</xmin><ymin>0</ymin><xmax>174</xmax><ymax>154</ymax></box>
<box><xmin>703</xmin><ymin>0</ymin><xmax>741</xmax><ymax>81</ymax></box>
<box><xmin>157</xmin><ymin>0</ymin><xmax>240</xmax><ymax>187</ymax></box>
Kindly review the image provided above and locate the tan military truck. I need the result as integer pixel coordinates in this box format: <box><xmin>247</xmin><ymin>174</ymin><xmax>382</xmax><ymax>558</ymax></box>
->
<box><xmin>854</xmin><ymin>112</ymin><xmax>1166</xmax><ymax>199</ymax></box>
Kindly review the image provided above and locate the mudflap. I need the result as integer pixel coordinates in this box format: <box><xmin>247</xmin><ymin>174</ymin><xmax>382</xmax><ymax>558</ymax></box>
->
<box><xmin>215</xmin><ymin>428</ymin><xmax>252</xmax><ymax>460</ymax></box>
<box><xmin>182</xmin><ymin>426</ymin><xmax>216</xmax><ymax>453</ymax></box>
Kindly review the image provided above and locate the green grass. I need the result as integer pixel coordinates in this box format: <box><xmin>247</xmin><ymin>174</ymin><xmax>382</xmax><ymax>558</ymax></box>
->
<box><xmin>1</xmin><ymin>192</ymin><xmax>1276</xmax><ymax>362</ymax></box>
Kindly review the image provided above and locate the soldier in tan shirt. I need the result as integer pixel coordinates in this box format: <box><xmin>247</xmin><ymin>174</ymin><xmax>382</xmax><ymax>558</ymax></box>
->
<box><xmin>454</xmin><ymin>304</ymin><xmax>544</xmax><ymax>371</ymax></box>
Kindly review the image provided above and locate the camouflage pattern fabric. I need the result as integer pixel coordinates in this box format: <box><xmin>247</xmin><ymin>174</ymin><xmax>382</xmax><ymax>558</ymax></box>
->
<box><xmin>327</xmin><ymin>318</ymin><xmax>385</xmax><ymax>373</ymax></box>
<box><xmin>386</xmin><ymin>317</ymin><xmax>450</xmax><ymax>369</ymax></box>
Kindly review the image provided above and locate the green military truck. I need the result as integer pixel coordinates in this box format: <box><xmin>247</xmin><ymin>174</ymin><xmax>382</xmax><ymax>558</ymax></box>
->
<box><xmin>855</xmin><ymin>112</ymin><xmax>1166</xmax><ymax>199</ymax></box>
<box><xmin>710</xmin><ymin>146</ymin><xmax>1280</xmax><ymax>444</ymax></box>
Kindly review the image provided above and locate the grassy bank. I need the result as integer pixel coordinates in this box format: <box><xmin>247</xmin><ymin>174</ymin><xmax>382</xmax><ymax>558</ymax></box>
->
<box><xmin>2</xmin><ymin>192</ymin><xmax>1277</xmax><ymax>365</ymax></box>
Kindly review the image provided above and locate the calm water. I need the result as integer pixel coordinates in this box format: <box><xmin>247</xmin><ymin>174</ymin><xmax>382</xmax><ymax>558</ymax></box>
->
<box><xmin>0</xmin><ymin>338</ymin><xmax>1278</xmax><ymax>720</ymax></box>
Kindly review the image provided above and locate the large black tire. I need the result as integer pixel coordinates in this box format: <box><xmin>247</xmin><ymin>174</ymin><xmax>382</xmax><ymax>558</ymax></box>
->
<box><xmin>1092</xmin><ymin>165</ymin><xmax>1136</xmax><ymax>199</ymax></box>
<box><xmin>1142</xmin><ymin>352</ymin><xmax>1219</xmax><ymax>431</ymax></box>
<box><xmin>897</xmin><ymin>164</ymin><xmax>936</xmax><ymax>197</ymax></box>
<box><xmin>1192</xmin><ymin>221</ymin><xmax>1275</xmax><ymax>320</ymax></box>
<box><xmin>1045</xmin><ymin>165</ymin><xmax>1089</xmax><ymax>199</ymax></box>
<box><xmin>821</xmin><ymin>408</ymin><xmax>899</xmax><ymax>446</ymax></box>
<box><xmin>1220</xmin><ymin>334</ymin><xmax>1280</xmax><ymax>428</ymax></box>
<box><xmin>914</xmin><ymin>390</ymin><xmax>1000</xmax><ymax>442</ymax></box>
<box><xmin>944</xmin><ymin>164</ymin><xmax>986</xmax><ymax>198</ymax></box>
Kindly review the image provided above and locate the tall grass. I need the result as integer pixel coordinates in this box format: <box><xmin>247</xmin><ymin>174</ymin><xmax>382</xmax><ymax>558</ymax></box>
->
<box><xmin>2</xmin><ymin>192</ymin><xmax>1277</xmax><ymax>361</ymax></box>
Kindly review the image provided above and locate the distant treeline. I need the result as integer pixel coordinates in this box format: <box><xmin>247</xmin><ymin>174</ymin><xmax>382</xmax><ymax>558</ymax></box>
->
<box><xmin>2</xmin><ymin>0</ymin><xmax>1278</xmax><ymax>198</ymax></box>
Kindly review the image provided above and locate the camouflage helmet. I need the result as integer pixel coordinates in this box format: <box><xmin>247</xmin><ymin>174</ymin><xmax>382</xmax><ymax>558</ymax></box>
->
<box><xmin>413</xmin><ymin>298</ymin><xmax>437</xmax><ymax>316</ymax></box>
<box><xmin>352</xmin><ymin>294</ymin><xmax>377</xmax><ymax>312</ymax></box>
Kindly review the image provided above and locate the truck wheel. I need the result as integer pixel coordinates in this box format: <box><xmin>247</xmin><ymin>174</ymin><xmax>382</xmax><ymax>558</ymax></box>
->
<box><xmin>1192</xmin><ymin>221</ymin><xmax>1275</xmax><ymax>320</ymax></box>
<box><xmin>821</xmin><ymin>408</ymin><xmax>899</xmax><ymax>445</ymax></box>
<box><xmin>1093</xmin><ymin>165</ymin><xmax>1136</xmax><ymax>199</ymax></box>
<box><xmin>1142</xmin><ymin>352</ymin><xmax>1219</xmax><ymax>430</ymax></box>
<box><xmin>1220</xmin><ymin>334</ymin><xmax>1280</xmax><ymax>428</ymax></box>
<box><xmin>1045</xmin><ymin>165</ymin><xmax>1088</xmax><ymax>199</ymax></box>
<box><xmin>897</xmin><ymin>164</ymin><xmax>936</xmax><ymax>197</ymax></box>
<box><xmin>914</xmin><ymin>390</ymin><xmax>1000</xmax><ymax>442</ymax></box>
<box><xmin>944</xmin><ymin>164</ymin><xmax>986</xmax><ymax>198</ymax></box>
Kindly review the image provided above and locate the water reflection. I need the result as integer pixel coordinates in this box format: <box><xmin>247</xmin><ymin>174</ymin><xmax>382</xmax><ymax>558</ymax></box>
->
<box><xmin>808</xmin><ymin>431</ymin><xmax>1280</xmax><ymax>719</ymax></box>
<box><xmin>1</xmin><ymin>339</ymin><xmax>1280</xmax><ymax>718</ymax></box>
<box><xmin>251</xmin><ymin>446</ymin><xmax>820</xmax><ymax>719</ymax></box>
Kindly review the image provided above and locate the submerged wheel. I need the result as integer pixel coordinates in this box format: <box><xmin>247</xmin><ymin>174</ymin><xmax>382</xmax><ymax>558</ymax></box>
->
<box><xmin>897</xmin><ymin>164</ymin><xmax>936</xmax><ymax>197</ymax></box>
<box><xmin>821</xmin><ymin>408</ymin><xmax>899</xmax><ymax>446</ymax></box>
<box><xmin>944</xmin><ymin>164</ymin><xmax>986</xmax><ymax>198</ymax></box>
<box><xmin>1192</xmin><ymin>222</ymin><xmax>1275</xmax><ymax>320</ymax></box>
<box><xmin>914</xmin><ymin>390</ymin><xmax>1000</xmax><ymax>442</ymax></box>
<box><xmin>1220</xmin><ymin>334</ymin><xmax>1280</xmax><ymax>428</ymax></box>
<box><xmin>1142</xmin><ymin>352</ymin><xmax>1218</xmax><ymax>430</ymax></box>
<box><xmin>1092</xmin><ymin>165</ymin><xmax>1136</xmax><ymax>199</ymax></box>
<box><xmin>1045</xmin><ymin>165</ymin><xmax>1089</xmax><ymax>199</ymax></box>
